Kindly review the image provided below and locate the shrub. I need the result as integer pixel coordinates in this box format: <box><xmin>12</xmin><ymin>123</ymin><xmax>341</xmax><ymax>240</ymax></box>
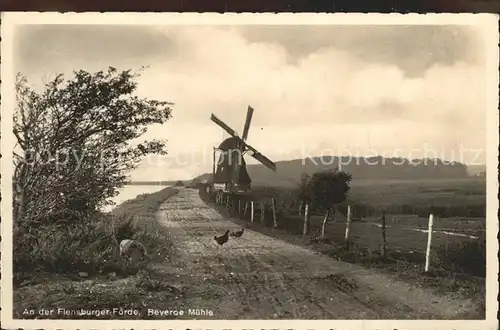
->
<box><xmin>435</xmin><ymin>236</ymin><xmax>486</xmax><ymax>277</ymax></box>
<box><xmin>13</xmin><ymin>188</ymin><xmax>178</xmax><ymax>286</ymax></box>
<box><xmin>13</xmin><ymin>213</ymin><xmax>143</xmax><ymax>283</ymax></box>
<box><xmin>175</xmin><ymin>180</ymin><xmax>184</xmax><ymax>187</ymax></box>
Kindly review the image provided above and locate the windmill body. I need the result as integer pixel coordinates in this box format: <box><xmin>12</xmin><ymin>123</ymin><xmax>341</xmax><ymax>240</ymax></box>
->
<box><xmin>210</xmin><ymin>106</ymin><xmax>276</xmax><ymax>194</ymax></box>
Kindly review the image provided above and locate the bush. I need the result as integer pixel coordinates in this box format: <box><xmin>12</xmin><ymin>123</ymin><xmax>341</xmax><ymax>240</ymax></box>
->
<box><xmin>14</xmin><ymin>214</ymin><xmax>135</xmax><ymax>282</ymax></box>
<box><xmin>13</xmin><ymin>187</ymin><xmax>178</xmax><ymax>286</ymax></box>
<box><xmin>435</xmin><ymin>236</ymin><xmax>486</xmax><ymax>277</ymax></box>
<box><xmin>174</xmin><ymin>180</ymin><xmax>184</xmax><ymax>187</ymax></box>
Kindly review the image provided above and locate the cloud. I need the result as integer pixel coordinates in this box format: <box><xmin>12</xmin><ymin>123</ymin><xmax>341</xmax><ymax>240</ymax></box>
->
<box><xmin>135</xmin><ymin>25</ymin><xmax>486</xmax><ymax>126</ymax></box>
<box><xmin>15</xmin><ymin>25</ymin><xmax>179</xmax><ymax>75</ymax></box>
<box><xmin>14</xmin><ymin>24</ymin><xmax>489</xmax><ymax>180</ymax></box>
<box><xmin>237</xmin><ymin>25</ymin><xmax>481</xmax><ymax>76</ymax></box>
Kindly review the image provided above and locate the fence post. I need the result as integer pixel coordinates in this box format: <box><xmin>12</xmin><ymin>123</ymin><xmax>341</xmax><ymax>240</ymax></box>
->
<box><xmin>250</xmin><ymin>201</ymin><xmax>254</xmax><ymax>223</ymax></box>
<box><xmin>381</xmin><ymin>211</ymin><xmax>387</xmax><ymax>258</ymax></box>
<box><xmin>271</xmin><ymin>198</ymin><xmax>277</xmax><ymax>228</ymax></box>
<box><xmin>299</xmin><ymin>201</ymin><xmax>303</xmax><ymax>215</ymax></box>
<box><xmin>238</xmin><ymin>199</ymin><xmax>241</xmax><ymax>216</ymax></box>
<box><xmin>425</xmin><ymin>213</ymin><xmax>434</xmax><ymax>272</ymax></box>
<box><xmin>344</xmin><ymin>205</ymin><xmax>352</xmax><ymax>248</ymax></box>
<box><xmin>244</xmin><ymin>202</ymin><xmax>248</xmax><ymax>217</ymax></box>
<box><xmin>303</xmin><ymin>203</ymin><xmax>310</xmax><ymax>237</ymax></box>
<box><xmin>260</xmin><ymin>201</ymin><xmax>265</xmax><ymax>224</ymax></box>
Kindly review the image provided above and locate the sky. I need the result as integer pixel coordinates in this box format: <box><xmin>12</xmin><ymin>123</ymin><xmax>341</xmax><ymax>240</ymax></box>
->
<box><xmin>14</xmin><ymin>23</ymin><xmax>490</xmax><ymax>181</ymax></box>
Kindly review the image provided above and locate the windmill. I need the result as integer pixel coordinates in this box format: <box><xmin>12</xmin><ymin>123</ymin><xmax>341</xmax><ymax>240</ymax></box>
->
<box><xmin>210</xmin><ymin>105</ymin><xmax>276</xmax><ymax>193</ymax></box>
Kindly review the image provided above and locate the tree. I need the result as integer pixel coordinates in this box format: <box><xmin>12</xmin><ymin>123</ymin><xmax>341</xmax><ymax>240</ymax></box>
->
<box><xmin>295</xmin><ymin>173</ymin><xmax>312</xmax><ymax>215</ymax></box>
<box><xmin>175</xmin><ymin>180</ymin><xmax>184</xmax><ymax>187</ymax></box>
<box><xmin>309</xmin><ymin>169</ymin><xmax>352</xmax><ymax>238</ymax></box>
<box><xmin>13</xmin><ymin>67</ymin><xmax>173</xmax><ymax>230</ymax></box>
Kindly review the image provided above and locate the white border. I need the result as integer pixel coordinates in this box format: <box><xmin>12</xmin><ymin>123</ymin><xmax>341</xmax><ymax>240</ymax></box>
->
<box><xmin>1</xmin><ymin>12</ymin><xmax>498</xmax><ymax>330</ymax></box>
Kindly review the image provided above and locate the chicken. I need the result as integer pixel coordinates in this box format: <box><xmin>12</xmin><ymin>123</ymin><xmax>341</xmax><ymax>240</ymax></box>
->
<box><xmin>230</xmin><ymin>228</ymin><xmax>244</xmax><ymax>238</ymax></box>
<box><xmin>214</xmin><ymin>230</ymin><xmax>230</xmax><ymax>246</ymax></box>
<box><xmin>119</xmin><ymin>239</ymin><xmax>150</xmax><ymax>262</ymax></box>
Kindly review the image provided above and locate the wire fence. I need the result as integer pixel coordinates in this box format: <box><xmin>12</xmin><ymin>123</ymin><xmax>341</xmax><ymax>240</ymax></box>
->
<box><xmin>204</xmin><ymin>188</ymin><xmax>486</xmax><ymax>277</ymax></box>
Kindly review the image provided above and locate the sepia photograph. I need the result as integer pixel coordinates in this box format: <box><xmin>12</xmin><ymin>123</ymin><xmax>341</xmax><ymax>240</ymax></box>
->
<box><xmin>1</xmin><ymin>12</ymin><xmax>498</xmax><ymax>329</ymax></box>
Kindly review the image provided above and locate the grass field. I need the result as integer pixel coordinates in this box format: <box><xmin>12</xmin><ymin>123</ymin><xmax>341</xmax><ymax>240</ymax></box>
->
<box><xmin>248</xmin><ymin>177</ymin><xmax>486</xmax><ymax>252</ymax></box>
<box><xmin>252</xmin><ymin>177</ymin><xmax>486</xmax><ymax>216</ymax></box>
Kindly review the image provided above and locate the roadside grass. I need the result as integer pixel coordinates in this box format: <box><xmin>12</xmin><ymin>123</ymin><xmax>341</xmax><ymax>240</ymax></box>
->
<box><xmin>13</xmin><ymin>187</ymin><xmax>180</xmax><ymax>318</ymax></box>
<box><xmin>199</xmin><ymin>187</ymin><xmax>486</xmax><ymax>318</ymax></box>
<box><xmin>13</xmin><ymin>267</ymin><xmax>189</xmax><ymax>320</ymax></box>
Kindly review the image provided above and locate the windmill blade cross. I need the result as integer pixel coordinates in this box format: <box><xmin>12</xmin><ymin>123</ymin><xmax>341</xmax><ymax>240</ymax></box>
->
<box><xmin>241</xmin><ymin>105</ymin><xmax>254</xmax><ymax>141</ymax></box>
<box><xmin>210</xmin><ymin>108</ymin><xmax>276</xmax><ymax>178</ymax></box>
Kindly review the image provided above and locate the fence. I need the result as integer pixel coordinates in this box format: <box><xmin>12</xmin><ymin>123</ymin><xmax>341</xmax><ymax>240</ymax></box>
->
<box><xmin>201</xmin><ymin>188</ymin><xmax>486</xmax><ymax>277</ymax></box>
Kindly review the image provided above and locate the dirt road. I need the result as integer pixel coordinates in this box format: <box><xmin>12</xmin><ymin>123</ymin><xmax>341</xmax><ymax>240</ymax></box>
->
<box><xmin>155</xmin><ymin>188</ymin><xmax>478</xmax><ymax>319</ymax></box>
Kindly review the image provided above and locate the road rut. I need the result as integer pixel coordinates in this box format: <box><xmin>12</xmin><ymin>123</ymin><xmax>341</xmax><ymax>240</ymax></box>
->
<box><xmin>154</xmin><ymin>188</ymin><xmax>477</xmax><ymax>319</ymax></box>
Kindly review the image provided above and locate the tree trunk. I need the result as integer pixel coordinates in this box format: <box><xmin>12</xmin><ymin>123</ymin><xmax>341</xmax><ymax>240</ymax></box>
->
<box><xmin>320</xmin><ymin>208</ymin><xmax>330</xmax><ymax>238</ymax></box>
<box><xmin>13</xmin><ymin>163</ymin><xmax>29</xmax><ymax>222</ymax></box>
<box><xmin>298</xmin><ymin>201</ymin><xmax>303</xmax><ymax>215</ymax></box>
<box><xmin>15</xmin><ymin>183</ymin><xmax>25</xmax><ymax>221</ymax></box>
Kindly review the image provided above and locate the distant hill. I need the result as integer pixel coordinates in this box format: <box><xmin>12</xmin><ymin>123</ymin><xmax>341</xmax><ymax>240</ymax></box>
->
<box><xmin>194</xmin><ymin>156</ymin><xmax>471</xmax><ymax>188</ymax></box>
<box><xmin>466</xmin><ymin>165</ymin><xmax>486</xmax><ymax>177</ymax></box>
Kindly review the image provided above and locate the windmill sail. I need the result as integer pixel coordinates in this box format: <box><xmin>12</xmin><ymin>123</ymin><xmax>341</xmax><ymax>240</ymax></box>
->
<box><xmin>241</xmin><ymin>106</ymin><xmax>254</xmax><ymax>141</ymax></box>
<box><xmin>210</xmin><ymin>114</ymin><xmax>239</xmax><ymax>139</ymax></box>
<box><xmin>243</xmin><ymin>142</ymin><xmax>277</xmax><ymax>172</ymax></box>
